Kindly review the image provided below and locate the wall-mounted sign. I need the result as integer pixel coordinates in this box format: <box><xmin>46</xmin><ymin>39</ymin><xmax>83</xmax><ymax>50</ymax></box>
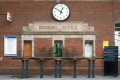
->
<box><xmin>104</xmin><ymin>46</ymin><xmax>118</xmax><ymax>76</ymax></box>
<box><xmin>4</xmin><ymin>36</ymin><xmax>17</xmax><ymax>56</ymax></box>
<box><xmin>7</xmin><ymin>12</ymin><xmax>12</xmax><ymax>22</ymax></box>
<box><xmin>23</xmin><ymin>21</ymin><xmax>94</xmax><ymax>32</ymax></box>
<box><xmin>103</xmin><ymin>41</ymin><xmax>109</xmax><ymax>48</ymax></box>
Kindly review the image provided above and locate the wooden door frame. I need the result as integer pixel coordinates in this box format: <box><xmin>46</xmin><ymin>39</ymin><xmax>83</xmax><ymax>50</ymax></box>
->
<box><xmin>21</xmin><ymin>39</ymin><xmax>34</xmax><ymax>57</ymax></box>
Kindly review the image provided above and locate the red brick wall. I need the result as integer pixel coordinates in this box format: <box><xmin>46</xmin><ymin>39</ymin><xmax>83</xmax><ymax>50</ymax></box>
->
<box><xmin>34</xmin><ymin>38</ymin><xmax>52</xmax><ymax>57</ymax></box>
<box><xmin>65</xmin><ymin>38</ymin><xmax>83</xmax><ymax>57</ymax></box>
<box><xmin>0</xmin><ymin>1</ymin><xmax>120</xmax><ymax>75</ymax></box>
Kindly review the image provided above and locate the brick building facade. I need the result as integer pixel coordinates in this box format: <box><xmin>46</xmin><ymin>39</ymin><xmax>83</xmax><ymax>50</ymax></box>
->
<box><xmin>0</xmin><ymin>0</ymin><xmax>120</xmax><ymax>75</ymax></box>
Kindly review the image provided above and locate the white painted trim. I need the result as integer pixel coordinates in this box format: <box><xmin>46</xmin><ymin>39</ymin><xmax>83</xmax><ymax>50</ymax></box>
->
<box><xmin>21</xmin><ymin>35</ymin><xmax>34</xmax><ymax>57</ymax></box>
<box><xmin>32</xmin><ymin>39</ymin><xmax>34</xmax><ymax>57</ymax></box>
<box><xmin>83</xmin><ymin>35</ymin><xmax>96</xmax><ymax>58</ymax></box>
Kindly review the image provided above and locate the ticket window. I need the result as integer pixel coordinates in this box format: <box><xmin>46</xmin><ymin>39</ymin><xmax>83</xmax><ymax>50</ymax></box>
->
<box><xmin>84</xmin><ymin>40</ymin><xmax>93</xmax><ymax>58</ymax></box>
<box><xmin>54</xmin><ymin>40</ymin><xmax>63</xmax><ymax>57</ymax></box>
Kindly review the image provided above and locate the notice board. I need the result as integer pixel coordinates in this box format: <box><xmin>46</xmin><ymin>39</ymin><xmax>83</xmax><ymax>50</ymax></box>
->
<box><xmin>104</xmin><ymin>46</ymin><xmax>118</xmax><ymax>77</ymax></box>
<box><xmin>4</xmin><ymin>36</ymin><xmax>17</xmax><ymax>56</ymax></box>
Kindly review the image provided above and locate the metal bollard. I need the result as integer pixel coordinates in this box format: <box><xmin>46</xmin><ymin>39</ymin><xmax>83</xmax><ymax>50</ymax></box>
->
<box><xmin>26</xmin><ymin>60</ymin><xmax>29</xmax><ymax>78</ymax></box>
<box><xmin>88</xmin><ymin>59</ymin><xmax>91</xmax><ymax>78</ymax></box>
<box><xmin>59</xmin><ymin>60</ymin><xmax>62</xmax><ymax>78</ymax></box>
<box><xmin>92</xmin><ymin>60</ymin><xmax>95</xmax><ymax>78</ymax></box>
<box><xmin>73</xmin><ymin>59</ymin><xmax>77</xmax><ymax>78</ymax></box>
<box><xmin>40</xmin><ymin>59</ymin><xmax>43</xmax><ymax>78</ymax></box>
<box><xmin>21</xmin><ymin>59</ymin><xmax>24</xmax><ymax>78</ymax></box>
<box><xmin>55</xmin><ymin>60</ymin><xmax>58</xmax><ymax>78</ymax></box>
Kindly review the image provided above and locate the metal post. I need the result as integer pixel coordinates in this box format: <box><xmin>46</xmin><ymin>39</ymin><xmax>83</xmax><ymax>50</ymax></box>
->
<box><xmin>59</xmin><ymin>60</ymin><xmax>62</xmax><ymax>78</ymax></box>
<box><xmin>92</xmin><ymin>60</ymin><xmax>95</xmax><ymax>78</ymax></box>
<box><xmin>40</xmin><ymin>59</ymin><xmax>43</xmax><ymax>78</ymax></box>
<box><xmin>26</xmin><ymin>60</ymin><xmax>29</xmax><ymax>78</ymax></box>
<box><xmin>21</xmin><ymin>59</ymin><xmax>24</xmax><ymax>78</ymax></box>
<box><xmin>54</xmin><ymin>60</ymin><xmax>58</xmax><ymax>78</ymax></box>
<box><xmin>73</xmin><ymin>59</ymin><xmax>77</xmax><ymax>78</ymax></box>
<box><xmin>88</xmin><ymin>59</ymin><xmax>91</xmax><ymax>78</ymax></box>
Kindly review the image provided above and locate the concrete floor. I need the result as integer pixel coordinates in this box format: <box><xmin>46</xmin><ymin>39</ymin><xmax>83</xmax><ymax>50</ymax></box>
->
<box><xmin>0</xmin><ymin>75</ymin><xmax>120</xmax><ymax>80</ymax></box>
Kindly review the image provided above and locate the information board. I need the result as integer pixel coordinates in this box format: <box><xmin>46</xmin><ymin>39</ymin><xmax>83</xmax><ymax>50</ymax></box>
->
<box><xmin>4</xmin><ymin>36</ymin><xmax>17</xmax><ymax>56</ymax></box>
<box><xmin>104</xmin><ymin>46</ymin><xmax>118</xmax><ymax>77</ymax></box>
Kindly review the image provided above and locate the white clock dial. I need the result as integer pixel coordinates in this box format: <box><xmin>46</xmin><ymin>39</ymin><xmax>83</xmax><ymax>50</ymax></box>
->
<box><xmin>52</xmin><ymin>4</ymin><xmax>70</xmax><ymax>21</ymax></box>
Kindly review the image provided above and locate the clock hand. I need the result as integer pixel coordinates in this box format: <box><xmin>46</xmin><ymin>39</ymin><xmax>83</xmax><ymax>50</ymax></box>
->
<box><xmin>60</xmin><ymin>7</ymin><xmax>64</xmax><ymax>13</ymax></box>
<box><xmin>55</xmin><ymin>8</ymin><xmax>61</xmax><ymax>13</ymax></box>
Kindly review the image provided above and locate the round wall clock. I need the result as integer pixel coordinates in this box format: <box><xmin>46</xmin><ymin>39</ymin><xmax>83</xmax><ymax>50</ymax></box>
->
<box><xmin>52</xmin><ymin>3</ymin><xmax>70</xmax><ymax>21</ymax></box>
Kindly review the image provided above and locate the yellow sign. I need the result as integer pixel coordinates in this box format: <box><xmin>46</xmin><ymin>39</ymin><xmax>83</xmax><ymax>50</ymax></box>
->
<box><xmin>103</xmin><ymin>41</ymin><xmax>109</xmax><ymax>48</ymax></box>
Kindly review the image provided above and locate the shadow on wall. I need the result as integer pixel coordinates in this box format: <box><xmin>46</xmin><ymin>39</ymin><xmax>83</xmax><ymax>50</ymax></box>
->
<box><xmin>34</xmin><ymin>47</ymin><xmax>81</xmax><ymax>58</ymax></box>
<box><xmin>64</xmin><ymin>47</ymin><xmax>80</xmax><ymax>57</ymax></box>
<box><xmin>35</xmin><ymin>47</ymin><xmax>53</xmax><ymax>57</ymax></box>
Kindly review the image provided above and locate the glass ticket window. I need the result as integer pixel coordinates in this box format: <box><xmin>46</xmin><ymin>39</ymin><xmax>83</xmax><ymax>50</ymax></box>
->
<box><xmin>84</xmin><ymin>40</ymin><xmax>93</xmax><ymax>58</ymax></box>
<box><xmin>54</xmin><ymin>40</ymin><xmax>63</xmax><ymax>57</ymax></box>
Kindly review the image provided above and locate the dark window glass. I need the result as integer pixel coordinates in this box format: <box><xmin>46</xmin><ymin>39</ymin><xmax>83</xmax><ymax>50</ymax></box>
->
<box><xmin>115</xmin><ymin>24</ymin><xmax>120</xmax><ymax>27</ymax></box>
<box><xmin>115</xmin><ymin>28</ymin><xmax>120</xmax><ymax>31</ymax></box>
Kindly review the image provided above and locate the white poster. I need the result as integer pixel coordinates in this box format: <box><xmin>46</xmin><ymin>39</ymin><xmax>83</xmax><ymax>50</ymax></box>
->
<box><xmin>4</xmin><ymin>36</ymin><xmax>17</xmax><ymax>56</ymax></box>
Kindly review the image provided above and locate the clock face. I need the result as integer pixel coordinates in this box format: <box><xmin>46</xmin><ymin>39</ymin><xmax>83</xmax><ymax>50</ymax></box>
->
<box><xmin>52</xmin><ymin>4</ymin><xmax>70</xmax><ymax>21</ymax></box>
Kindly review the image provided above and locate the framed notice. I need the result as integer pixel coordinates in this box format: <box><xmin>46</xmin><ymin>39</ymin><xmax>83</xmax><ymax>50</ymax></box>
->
<box><xmin>4</xmin><ymin>36</ymin><xmax>17</xmax><ymax>56</ymax></box>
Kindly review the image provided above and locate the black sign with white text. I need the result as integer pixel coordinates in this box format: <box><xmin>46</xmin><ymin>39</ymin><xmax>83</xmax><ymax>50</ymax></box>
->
<box><xmin>104</xmin><ymin>46</ymin><xmax>118</xmax><ymax>77</ymax></box>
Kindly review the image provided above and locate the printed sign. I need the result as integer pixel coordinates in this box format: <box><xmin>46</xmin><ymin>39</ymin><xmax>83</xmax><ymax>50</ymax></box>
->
<box><xmin>4</xmin><ymin>36</ymin><xmax>17</xmax><ymax>56</ymax></box>
<box><xmin>104</xmin><ymin>46</ymin><xmax>118</xmax><ymax>76</ymax></box>
<box><xmin>103</xmin><ymin>41</ymin><xmax>109</xmax><ymax>48</ymax></box>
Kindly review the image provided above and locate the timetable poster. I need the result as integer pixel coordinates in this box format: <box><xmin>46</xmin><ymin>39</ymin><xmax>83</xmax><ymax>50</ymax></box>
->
<box><xmin>4</xmin><ymin>36</ymin><xmax>17</xmax><ymax>56</ymax></box>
